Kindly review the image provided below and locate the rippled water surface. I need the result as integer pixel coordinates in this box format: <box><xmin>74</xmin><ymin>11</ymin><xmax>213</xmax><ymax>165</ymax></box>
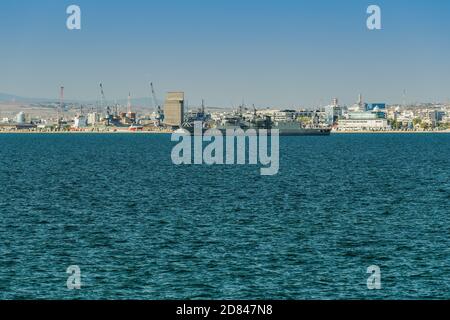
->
<box><xmin>0</xmin><ymin>133</ymin><xmax>449</xmax><ymax>299</ymax></box>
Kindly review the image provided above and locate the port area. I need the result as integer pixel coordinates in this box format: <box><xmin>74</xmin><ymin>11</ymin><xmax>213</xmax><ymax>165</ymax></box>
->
<box><xmin>1</xmin><ymin>128</ymin><xmax>450</xmax><ymax>134</ymax></box>
<box><xmin>332</xmin><ymin>129</ymin><xmax>450</xmax><ymax>134</ymax></box>
<box><xmin>0</xmin><ymin>126</ymin><xmax>173</xmax><ymax>134</ymax></box>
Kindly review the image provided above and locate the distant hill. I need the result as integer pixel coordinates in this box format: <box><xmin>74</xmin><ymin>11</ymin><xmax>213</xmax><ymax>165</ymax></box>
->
<box><xmin>0</xmin><ymin>93</ymin><xmax>22</xmax><ymax>102</ymax></box>
<box><xmin>0</xmin><ymin>92</ymin><xmax>57</xmax><ymax>104</ymax></box>
<box><xmin>0</xmin><ymin>92</ymin><xmax>227</xmax><ymax>111</ymax></box>
<box><xmin>0</xmin><ymin>92</ymin><xmax>157</xmax><ymax>107</ymax></box>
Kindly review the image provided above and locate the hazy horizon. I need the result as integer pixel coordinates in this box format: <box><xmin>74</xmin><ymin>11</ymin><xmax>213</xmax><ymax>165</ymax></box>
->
<box><xmin>1</xmin><ymin>0</ymin><xmax>450</xmax><ymax>108</ymax></box>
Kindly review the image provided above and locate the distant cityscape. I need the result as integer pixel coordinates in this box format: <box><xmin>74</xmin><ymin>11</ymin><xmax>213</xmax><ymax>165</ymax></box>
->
<box><xmin>1</xmin><ymin>87</ymin><xmax>449</xmax><ymax>133</ymax></box>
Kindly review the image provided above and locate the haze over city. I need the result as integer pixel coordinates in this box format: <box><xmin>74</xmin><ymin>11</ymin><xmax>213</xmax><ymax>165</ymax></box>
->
<box><xmin>1</xmin><ymin>0</ymin><xmax>450</xmax><ymax>107</ymax></box>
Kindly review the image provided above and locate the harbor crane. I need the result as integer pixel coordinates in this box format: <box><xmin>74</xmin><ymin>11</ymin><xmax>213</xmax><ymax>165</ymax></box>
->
<box><xmin>150</xmin><ymin>82</ymin><xmax>160</xmax><ymax>110</ymax></box>
<box><xmin>99</xmin><ymin>83</ymin><xmax>111</xmax><ymax>117</ymax></box>
<box><xmin>150</xmin><ymin>82</ymin><xmax>163</xmax><ymax>126</ymax></box>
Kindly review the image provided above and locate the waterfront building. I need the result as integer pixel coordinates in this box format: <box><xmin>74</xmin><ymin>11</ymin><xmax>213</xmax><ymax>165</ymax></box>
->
<box><xmin>338</xmin><ymin>118</ymin><xmax>389</xmax><ymax>131</ymax></box>
<box><xmin>73</xmin><ymin>115</ymin><xmax>87</xmax><ymax>128</ymax></box>
<box><xmin>87</xmin><ymin>112</ymin><xmax>100</xmax><ymax>125</ymax></box>
<box><xmin>429</xmin><ymin>110</ymin><xmax>445</xmax><ymax>126</ymax></box>
<box><xmin>443</xmin><ymin>114</ymin><xmax>450</xmax><ymax>124</ymax></box>
<box><xmin>324</xmin><ymin>99</ymin><xmax>344</xmax><ymax>125</ymax></box>
<box><xmin>16</xmin><ymin>112</ymin><xmax>26</xmax><ymax>124</ymax></box>
<box><xmin>338</xmin><ymin>109</ymin><xmax>389</xmax><ymax>131</ymax></box>
<box><xmin>163</xmin><ymin>92</ymin><xmax>185</xmax><ymax>127</ymax></box>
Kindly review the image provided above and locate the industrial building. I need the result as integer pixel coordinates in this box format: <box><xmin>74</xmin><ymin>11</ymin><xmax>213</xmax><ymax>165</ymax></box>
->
<box><xmin>163</xmin><ymin>92</ymin><xmax>185</xmax><ymax>128</ymax></box>
<box><xmin>16</xmin><ymin>112</ymin><xmax>26</xmax><ymax>124</ymax></box>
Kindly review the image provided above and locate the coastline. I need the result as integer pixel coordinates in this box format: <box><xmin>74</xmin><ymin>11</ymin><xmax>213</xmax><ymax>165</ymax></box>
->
<box><xmin>0</xmin><ymin>130</ymin><xmax>173</xmax><ymax>135</ymax></box>
<box><xmin>1</xmin><ymin>130</ymin><xmax>449</xmax><ymax>135</ymax></box>
<box><xmin>332</xmin><ymin>130</ymin><xmax>450</xmax><ymax>134</ymax></box>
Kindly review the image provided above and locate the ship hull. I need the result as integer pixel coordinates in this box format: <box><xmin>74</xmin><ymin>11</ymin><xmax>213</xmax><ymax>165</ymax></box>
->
<box><xmin>181</xmin><ymin>127</ymin><xmax>331</xmax><ymax>136</ymax></box>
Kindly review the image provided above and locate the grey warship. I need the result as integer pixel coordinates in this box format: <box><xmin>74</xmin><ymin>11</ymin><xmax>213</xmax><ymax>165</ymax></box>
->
<box><xmin>182</xmin><ymin>106</ymin><xmax>331</xmax><ymax>136</ymax></box>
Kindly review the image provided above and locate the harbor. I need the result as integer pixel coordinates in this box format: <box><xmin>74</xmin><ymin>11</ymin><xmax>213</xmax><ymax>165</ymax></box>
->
<box><xmin>2</xmin><ymin>0</ymin><xmax>450</xmax><ymax>303</ymax></box>
<box><xmin>1</xmin><ymin>88</ymin><xmax>449</xmax><ymax>135</ymax></box>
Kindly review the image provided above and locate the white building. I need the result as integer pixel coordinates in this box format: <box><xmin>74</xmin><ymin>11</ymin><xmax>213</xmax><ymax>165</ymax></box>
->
<box><xmin>338</xmin><ymin>118</ymin><xmax>389</xmax><ymax>131</ymax></box>
<box><xmin>87</xmin><ymin>112</ymin><xmax>100</xmax><ymax>125</ymax></box>
<box><xmin>324</xmin><ymin>104</ymin><xmax>343</xmax><ymax>125</ymax></box>
<box><xmin>16</xmin><ymin>112</ymin><xmax>26</xmax><ymax>124</ymax></box>
<box><xmin>73</xmin><ymin>115</ymin><xmax>88</xmax><ymax>128</ymax></box>
<box><xmin>338</xmin><ymin>111</ymin><xmax>390</xmax><ymax>131</ymax></box>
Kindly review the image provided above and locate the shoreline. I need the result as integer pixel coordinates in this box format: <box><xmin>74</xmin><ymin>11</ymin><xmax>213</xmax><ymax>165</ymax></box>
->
<box><xmin>332</xmin><ymin>130</ymin><xmax>450</xmax><ymax>134</ymax></box>
<box><xmin>0</xmin><ymin>130</ymin><xmax>172</xmax><ymax>135</ymax></box>
<box><xmin>0</xmin><ymin>130</ymin><xmax>449</xmax><ymax>135</ymax></box>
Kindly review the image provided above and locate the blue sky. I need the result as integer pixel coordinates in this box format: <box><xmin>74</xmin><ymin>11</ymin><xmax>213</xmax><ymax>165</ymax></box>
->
<box><xmin>1</xmin><ymin>0</ymin><xmax>449</xmax><ymax>107</ymax></box>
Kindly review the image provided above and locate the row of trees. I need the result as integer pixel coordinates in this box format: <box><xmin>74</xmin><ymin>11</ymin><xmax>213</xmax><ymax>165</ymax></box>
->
<box><xmin>389</xmin><ymin>118</ymin><xmax>449</xmax><ymax>130</ymax></box>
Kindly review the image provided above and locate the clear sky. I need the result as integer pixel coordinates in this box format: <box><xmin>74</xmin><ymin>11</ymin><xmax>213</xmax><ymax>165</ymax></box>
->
<box><xmin>1</xmin><ymin>0</ymin><xmax>449</xmax><ymax>108</ymax></box>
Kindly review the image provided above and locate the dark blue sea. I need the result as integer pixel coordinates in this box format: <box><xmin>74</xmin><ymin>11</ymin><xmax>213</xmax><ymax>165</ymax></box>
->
<box><xmin>0</xmin><ymin>133</ymin><xmax>449</xmax><ymax>300</ymax></box>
